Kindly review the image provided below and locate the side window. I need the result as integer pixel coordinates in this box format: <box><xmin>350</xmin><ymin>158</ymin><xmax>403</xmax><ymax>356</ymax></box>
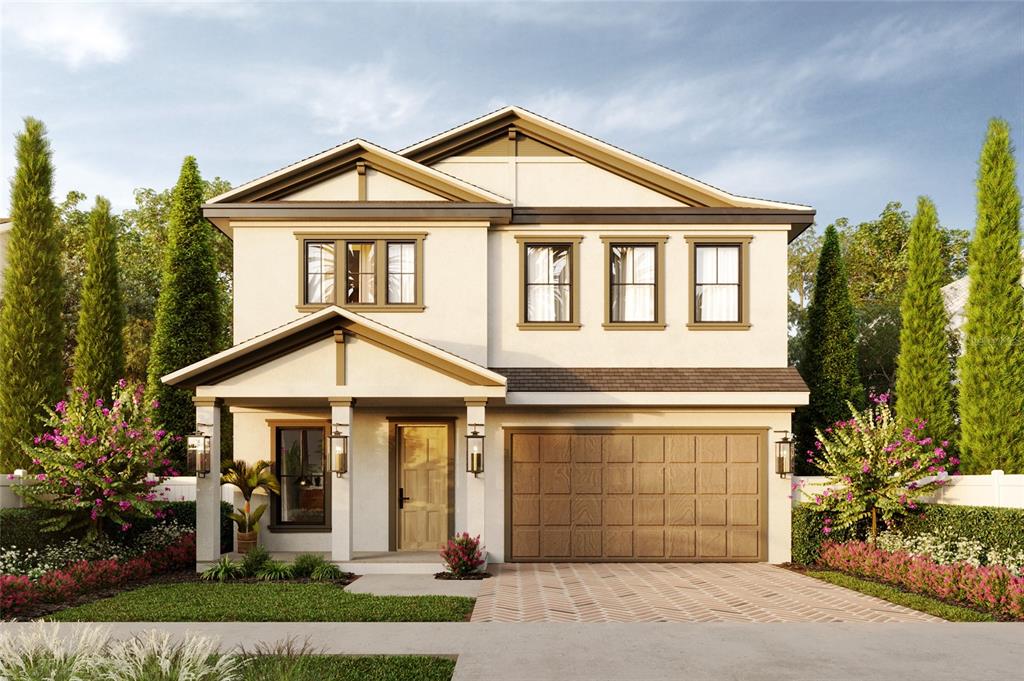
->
<box><xmin>304</xmin><ymin>241</ymin><xmax>335</xmax><ymax>305</ymax></box>
<box><xmin>386</xmin><ymin>242</ymin><xmax>416</xmax><ymax>304</ymax></box>
<box><xmin>694</xmin><ymin>244</ymin><xmax>741</xmax><ymax>323</ymax></box>
<box><xmin>274</xmin><ymin>425</ymin><xmax>327</xmax><ymax>528</ymax></box>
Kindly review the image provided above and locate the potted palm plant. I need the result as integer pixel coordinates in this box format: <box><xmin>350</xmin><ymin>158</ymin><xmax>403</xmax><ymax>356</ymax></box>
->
<box><xmin>221</xmin><ymin>460</ymin><xmax>280</xmax><ymax>554</ymax></box>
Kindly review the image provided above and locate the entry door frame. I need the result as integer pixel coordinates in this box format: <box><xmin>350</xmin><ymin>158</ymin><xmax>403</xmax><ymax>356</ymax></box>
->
<box><xmin>387</xmin><ymin>417</ymin><xmax>456</xmax><ymax>551</ymax></box>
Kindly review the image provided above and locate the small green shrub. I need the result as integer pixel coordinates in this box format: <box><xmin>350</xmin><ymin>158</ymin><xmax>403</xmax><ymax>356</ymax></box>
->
<box><xmin>309</xmin><ymin>563</ymin><xmax>345</xmax><ymax>581</ymax></box>
<box><xmin>291</xmin><ymin>553</ymin><xmax>328</xmax><ymax>578</ymax></box>
<box><xmin>240</xmin><ymin>546</ymin><xmax>270</xmax><ymax>577</ymax></box>
<box><xmin>897</xmin><ymin>504</ymin><xmax>1024</xmax><ymax>557</ymax></box>
<box><xmin>201</xmin><ymin>556</ymin><xmax>244</xmax><ymax>583</ymax></box>
<box><xmin>791</xmin><ymin>504</ymin><xmax>861</xmax><ymax>565</ymax></box>
<box><xmin>255</xmin><ymin>561</ymin><xmax>294</xmax><ymax>581</ymax></box>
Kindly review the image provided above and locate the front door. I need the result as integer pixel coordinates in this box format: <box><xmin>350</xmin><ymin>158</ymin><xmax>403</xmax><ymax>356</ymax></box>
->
<box><xmin>397</xmin><ymin>424</ymin><xmax>450</xmax><ymax>550</ymax></box>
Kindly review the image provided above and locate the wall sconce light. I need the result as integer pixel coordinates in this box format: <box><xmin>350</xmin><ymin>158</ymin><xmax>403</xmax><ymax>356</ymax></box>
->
<box><xmin>186</xmin><ymin>428</ymin><xmax>212</xmax><ymax>478</ymax></box>
<box><xmin>330</xmin><ymin>424</ymin><xmax>349</xmax><ymax>477</ymax></box>
<box><xmin>466</xmin><ymin>425</ymin><xmax>485</xmax><ymax>476</ymax></box>
<box><xmin>775</xmin><ymin>430</ymin><xmax>794</xmax><ymax>478</ymax></box>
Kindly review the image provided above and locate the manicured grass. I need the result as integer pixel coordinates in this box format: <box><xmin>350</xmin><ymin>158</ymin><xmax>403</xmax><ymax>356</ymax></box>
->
<box><xmin>242</xmin><ymin>655</ymin><xmax>455</xmax><ymax>681</ymax></box>
<box><xmin>806</xmin><ymin>570</ymin><xmax>995</xmax><ymax>622</ymax></box>
<box><xmin>47</xmin><ymin>582</ymin><xmax>475</xmax><ymax>622</ymax></box>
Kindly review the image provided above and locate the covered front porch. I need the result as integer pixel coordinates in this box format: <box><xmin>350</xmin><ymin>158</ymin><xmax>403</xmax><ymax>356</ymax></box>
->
<box><xmin>161</xmin><ymin>307</ymin><xmax>506</xmax><ymax>571</ymax></box>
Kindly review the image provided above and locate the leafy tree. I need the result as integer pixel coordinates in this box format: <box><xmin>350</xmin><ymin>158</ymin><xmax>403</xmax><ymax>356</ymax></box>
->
<box><xmin>56</xmin><ymin>190</ymin><xmax>92</xmax><ymax>381</ymax></box>
<box><xmin>0</xmin><ymin>118</ymin><xmax>65</xmax><ymax>471</ymax></box>
<box><xmin>958</xmin><ymin>119</ymin><xmax>1024</xmax><ymax>473</ymax></box>
<box><xmin>147</xmin><ymin>157</ymin><xmax>225</xmax><ymax>459</ymax></box>
<box><xmin>71</xmin><ymin>197</ymin><xmax>125</xmax><ymax>398</ymax></box>
<box><xmin>794</xmin><ymin>224</ymin><xmax>864</xmax><ymax>472</ymax></box>
<box><xmin>894</xmin><ymin>197</ymin><xmax>956</xmax><ymax>444</ymax></box>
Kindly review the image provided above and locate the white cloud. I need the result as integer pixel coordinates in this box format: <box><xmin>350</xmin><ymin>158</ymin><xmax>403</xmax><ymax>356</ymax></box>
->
<box><xmin>2</xmin><ymin>3</ymin><xmax>132</xmax><ymax>69</ymax></box>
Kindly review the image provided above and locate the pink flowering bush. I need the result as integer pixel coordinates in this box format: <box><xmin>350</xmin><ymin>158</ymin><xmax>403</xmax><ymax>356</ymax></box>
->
<box><xmin>807</xmin><ymin>394</ymin><xmax>953</xmax><ymax>541</ymax></box>
<box><xmin>820</xmin><ymin>540</ymin><xmax>1024</xmax><ymax>620</ymax></box>
<box><xmin>13</xmin><ymin>380</ymin><xmax>175</xmax><ymax>540</ymax></box>
<box><xmin>0</xmin><ymin>532</ymin><xmax>195</xmax><ymax>619</ymax></box>
<box><xmin>440</xmin><ymin>533</ymin><xmax>485</xmax><ymax>577</ymax></box>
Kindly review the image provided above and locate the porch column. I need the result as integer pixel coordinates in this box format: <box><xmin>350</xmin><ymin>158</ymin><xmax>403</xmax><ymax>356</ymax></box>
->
<box><xmin>193</xmin><ymin>396</ymin><xmax>221</xmax><ymax>570</ymax></box>
<box><xmin>465</xmin><ymin>398</ymin><xmax>487</xmax><ymax>542</ymax></box>
<box><xmin>330</xmin><ymin>397</ymin><xmax>354</xmax><ymax>562</ymax></box>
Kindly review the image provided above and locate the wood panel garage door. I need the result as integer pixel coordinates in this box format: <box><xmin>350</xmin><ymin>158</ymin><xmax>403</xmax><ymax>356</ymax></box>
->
<box><xmin>508</xmin><ymin>431</ymin><xmax>765</xmax><ymax>562</ymax></box>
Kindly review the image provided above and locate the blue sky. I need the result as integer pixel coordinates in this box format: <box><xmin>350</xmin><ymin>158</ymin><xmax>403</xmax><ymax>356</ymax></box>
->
<box><xmin>1</xmin><ymin>1</ymin><xmax>1022</xmax><ymax>230</ymax></box>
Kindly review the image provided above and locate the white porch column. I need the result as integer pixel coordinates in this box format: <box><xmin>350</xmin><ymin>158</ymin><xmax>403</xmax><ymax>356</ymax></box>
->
<box><xmin>193</xmin><ymin>396</ymin><xmax>221</xmax><ymax>570</ymax></box>
<box><xmin>330</xmin><ymin>397</ymin><xmax>354</xmax><ymax>562</ymax></box>
<box><xmin>465</xmin><ymin>398</ymin><xmax>487</xmax><ymax>542</ymax></box>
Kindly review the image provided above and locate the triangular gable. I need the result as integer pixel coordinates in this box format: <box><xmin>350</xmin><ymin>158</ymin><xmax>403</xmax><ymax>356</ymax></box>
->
<box><xmin>207</xmin><ymin>139</ymin><xmax>510</xmax><ymax>204</ymax></box>
<box><xmin>400</xmin><ymin>106</ymin><xmax>810</xmax><ymax>210</ymax></box>
<box><xmin>162</xmin><ymin>306</ymin><xmax>507</xmax><ymax>390</ymax></box>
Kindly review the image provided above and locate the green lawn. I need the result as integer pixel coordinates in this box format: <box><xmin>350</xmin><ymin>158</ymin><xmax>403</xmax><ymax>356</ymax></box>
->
<box><xmin>47</xmin><ymin>582</ymin><xmax>475</xmax><ymax>622</ymax></box>
<box><xmin>242</xmin><ymin>655</ymin><xmax>455</xmax><ymax>681</ymax></box>
<box><xmin>806</xmin><ymin>570</ymin><xmax>995</xmax><ymax>622</ymax></box>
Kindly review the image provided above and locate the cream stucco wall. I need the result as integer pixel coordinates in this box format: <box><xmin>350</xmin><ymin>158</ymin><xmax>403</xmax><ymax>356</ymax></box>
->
<box><xmin>283</xmin><ymin>170</ymin><xmax>359</xmax><ymax>201</ymax></box>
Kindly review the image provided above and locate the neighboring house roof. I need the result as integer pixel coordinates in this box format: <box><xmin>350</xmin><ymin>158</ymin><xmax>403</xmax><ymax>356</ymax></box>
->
<box><xmin>206</xmin><ymin>138</ymin><xmax>510</xmax><ymax>205</ymax></box>
<box><xmin>943</xmin><ymin>250</ymin><xmax>1024</xmax><ymax>333</ymax></box>
<box><xmin>162</xmin><ymin>306</ymin><xmax>507</xmax><ymax>389</ymax></box>
<box><xmin>400</xmin><ymin>105</ymin><xmax>812</xmax><ymax>212</ymax></box>
<box><xmin>492</xmin><ymin>367</ymin><xmax>807</xmax><ymax>392</ymax></box>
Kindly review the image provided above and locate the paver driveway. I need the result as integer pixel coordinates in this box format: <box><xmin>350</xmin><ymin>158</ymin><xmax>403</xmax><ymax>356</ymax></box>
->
<box><xmin>471</xmin><ymin>563</ymin><xmax>940</xmax><ymax>623</ymax></box>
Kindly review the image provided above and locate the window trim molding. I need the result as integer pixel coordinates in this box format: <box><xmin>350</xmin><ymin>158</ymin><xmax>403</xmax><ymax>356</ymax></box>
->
<box><xmin>267</xmin><ymin>419</ymin><xmax>331</xmax><ymax>532</ymax></box>
<box><xmin>685</xmin><ymin>235</ymin><xmax>752</xmax><ymax>330</ymax></box>
<box><xmin>601</xmin><ymin>235</ymin><xmax>668</xmax><ymax>330</ymax></box>
<box><xmin>295</xmin><ymin>232</ymin><xmax>426</xmax><ymax>313</ymax></box>
<box><xmin>514</xmin><ymin>234</ymin><xmax>583</xmax><ymax>330</ymax></box>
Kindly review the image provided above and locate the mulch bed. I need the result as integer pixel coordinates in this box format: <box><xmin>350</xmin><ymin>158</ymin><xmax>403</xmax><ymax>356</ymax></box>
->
<box><xmin>434</xmin><ymin>571</ymin><xmax>491</xmax><ymax>580</ymax></box>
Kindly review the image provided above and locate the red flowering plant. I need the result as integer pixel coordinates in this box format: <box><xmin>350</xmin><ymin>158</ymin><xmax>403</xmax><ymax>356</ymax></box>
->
<box><xmin>12</xmin><ymin>380</ymin><xmax>177</xmax><ymax>540</ymax></box>
<box><xmin>440</xmin><ymin>533</ymin><xmax>485</xmax><ymax>578</ymax></box>
<box><xmin>806</xmin><ymin>393</ymin><xmax>954</xmax><ymax>543</ymax></box>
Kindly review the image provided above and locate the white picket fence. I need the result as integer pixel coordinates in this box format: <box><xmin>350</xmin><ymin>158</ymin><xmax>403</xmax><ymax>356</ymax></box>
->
<box><xmin>793</xmin><ymin>471</ymin><xmax>1024</xmax><ymax>509</ymax></box>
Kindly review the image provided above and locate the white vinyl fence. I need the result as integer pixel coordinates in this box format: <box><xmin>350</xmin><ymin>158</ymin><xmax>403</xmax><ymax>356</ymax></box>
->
<box><xmin>793</xmin><ymin>470</ymin><xmax>1024</xmax><ymax>509</ymax></box>
<box><xmin>0</xmin><ymin>475</ymin><xmax>232</xmax><ymax>509</ymax></box>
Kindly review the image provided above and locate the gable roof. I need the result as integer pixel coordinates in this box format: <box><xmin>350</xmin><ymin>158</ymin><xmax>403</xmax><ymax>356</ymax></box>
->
<box><xmin>400</xmin><ymin>106</ymin><xmax>812</xmax><ymax>211</ymax></box>
<box><xmin>162</xmin><ymin>306</ymin><xmax>507</xmax><ymax>389</ymax></box>
<box><xmin>207</xmin><ymin>138</ymin><xmax>510</xmax><ymax>205</ymax></box>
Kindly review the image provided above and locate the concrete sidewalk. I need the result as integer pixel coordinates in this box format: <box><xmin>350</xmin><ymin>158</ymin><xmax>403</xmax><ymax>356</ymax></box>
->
<box><xmin>2</xmin><ymin>621</ymin><xmax>1021</xmax><ymax>680</ymax></box>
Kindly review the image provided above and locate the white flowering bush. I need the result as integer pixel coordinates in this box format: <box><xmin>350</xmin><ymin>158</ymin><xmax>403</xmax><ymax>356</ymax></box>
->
<box><xmin>877</xmin><ymin>530</ymin><xmax>1024</xmax><ymax>576</ymax></box>
<box><xmin>0</xmin><ymin>523</ymin><xmax>190</xmax><ymax>579</ymax></box>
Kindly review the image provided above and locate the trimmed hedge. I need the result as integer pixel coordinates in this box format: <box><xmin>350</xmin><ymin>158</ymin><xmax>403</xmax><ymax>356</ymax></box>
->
<box><xmin>793</xmin><ymin>502</ymin><xmax>1024</xmax><ymax>566</ymax></box>
<box><xmin>1</xmin><ymin>501</ymin><xmax>234</xmax><ymax>554</ymax></box>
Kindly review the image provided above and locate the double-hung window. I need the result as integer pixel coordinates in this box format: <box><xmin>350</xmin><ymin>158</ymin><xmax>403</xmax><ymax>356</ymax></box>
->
<box><xmin>689</xmin><ymin>239</ymin><xmax>749</xmax><ymax>326</ymax></box>
<box><xmin>517</xmin><ymin>236</ymin><xmax>582</xmax><ymax>328</ymax></box>
<box><xmin>299</xmin><ymin>234</ymin><xmax>425</xmax><ymax>311</ymax></box>
<box><xmin>603</xmin><ymin>237</ymin><xmax>667</xmax><ymax>328</ymax></box>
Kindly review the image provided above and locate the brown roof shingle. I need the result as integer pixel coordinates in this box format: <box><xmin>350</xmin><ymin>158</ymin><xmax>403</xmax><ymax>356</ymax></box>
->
<box><xmin>490</xmin><ymin>367</ymin><xmax>807</xmax><ymax>393</ymax></box>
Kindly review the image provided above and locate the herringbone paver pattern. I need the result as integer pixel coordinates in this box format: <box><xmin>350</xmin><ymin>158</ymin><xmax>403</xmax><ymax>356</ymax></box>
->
<box><xmin>470</xmin><ymin>563</ymin><xmax>941</xmax><ymax>623</ymax></box>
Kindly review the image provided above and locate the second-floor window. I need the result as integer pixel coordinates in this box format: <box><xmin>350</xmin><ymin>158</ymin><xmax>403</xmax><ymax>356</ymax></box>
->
<box><xmin>609</xmin><ymin>244</ymin><xmax>656</xmax><ymax>323</ymax></box>
<box><xmin>525</xmin><ymin>244</ymin><xmax>572</xmax><ymax>323</ymax></box>
<box><xmin>694</xmin><ymin>244</ymin><xmax>741</xmax><ymax>322</ymax></box>
<box><xmin>300</xmin><ymin>234</ymin><xmax>425</xmax><ymax>310</ymax></box>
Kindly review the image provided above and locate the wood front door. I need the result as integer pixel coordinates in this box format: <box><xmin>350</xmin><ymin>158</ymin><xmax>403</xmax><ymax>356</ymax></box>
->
<box><xmin>397</xmin><ymin>424</ymin><xmax>450</xmax><ymax>551</ymax></box>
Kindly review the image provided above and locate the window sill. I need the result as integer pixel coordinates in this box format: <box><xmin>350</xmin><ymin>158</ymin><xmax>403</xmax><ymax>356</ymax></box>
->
<box><xmin>268</xmin><ymin>525</ymin><xmax>332</xmax><ymax>533</ymax></box>
<box><xmin>517</xmin><ymin>322</ymin><xmax>582</xmax><ymax>331</ymax></box>
<box><xmin>602</xmin><ymin>322</ymin><xmax>666</xmax><ymax>330</ymax></box>
<box><xmin>295</xmin><ymin>304</ymin><xmax>425</xmax><ymax>313</ymax></box>
<box><xmin>686</xmin><ymin>322</ymin><xmax>752</xmax><ymax>331</ymax></box>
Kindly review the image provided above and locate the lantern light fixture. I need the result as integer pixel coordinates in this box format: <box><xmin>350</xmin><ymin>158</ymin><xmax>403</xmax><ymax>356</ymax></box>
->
<box><xmin>466</xmin><ymin>425</ymin><xmax>485</xmax><ymax>476</ymax></box>
<box><xmin>186</xmin><ymin>428</ymin><xmax>212</xmax><ymax>478</ymax></box>
<box><xmin>330</xmin><ymin>424</ymin><xmax>349</xmax><ymax>477</ymax></box>
<box><xmin>775</xmin><ymin>430</ymin><xmax>794</xmax><ymax>478</ymax></box>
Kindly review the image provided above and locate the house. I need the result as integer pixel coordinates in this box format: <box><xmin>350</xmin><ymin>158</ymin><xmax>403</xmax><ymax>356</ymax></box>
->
<box><xmin>942</xmin><ymin>250</ymin><xmax>1024</xmax><ymax>346</ymax></box>
<box><xmin>164</xmin><ymin>107</ymin><xmax>813</xmax><ymax>570</ymax></box>
<box><xmin>0</xmin><ymin>218</ymin><xmax>11</xmax><ymax>299</ymax></box>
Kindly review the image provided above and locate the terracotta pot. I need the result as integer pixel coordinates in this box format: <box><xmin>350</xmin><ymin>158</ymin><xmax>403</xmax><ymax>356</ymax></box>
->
<box><xmin>236</xmin><ymin>531</ymin><xmax>258</xmax><ymax>554</ymax></box>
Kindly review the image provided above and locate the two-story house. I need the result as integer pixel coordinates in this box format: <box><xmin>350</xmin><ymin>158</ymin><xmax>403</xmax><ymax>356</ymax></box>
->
<box><xmin>165</xmin><ymin>107</ymin><xmax>813</xmax><ymax>570</ymax></box>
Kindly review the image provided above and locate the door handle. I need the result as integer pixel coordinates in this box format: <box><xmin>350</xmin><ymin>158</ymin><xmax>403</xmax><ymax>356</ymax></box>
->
<box><xmin>399</xmin><ymin>487</ymin><xmax>412</xmax><ymax>509</ymax></box>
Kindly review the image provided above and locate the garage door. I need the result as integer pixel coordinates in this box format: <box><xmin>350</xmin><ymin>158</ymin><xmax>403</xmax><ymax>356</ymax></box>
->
<box><xmin>508</xmin><ymin>431</ymin><xmax>765</xmax><ymax>562</ymax></box>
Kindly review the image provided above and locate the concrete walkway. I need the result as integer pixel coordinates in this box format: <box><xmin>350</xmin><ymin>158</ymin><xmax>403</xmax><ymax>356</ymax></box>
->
<box><xmin>345</xmin><ymin>573</ymin><xmax>483</xmax><ymax>597</ymax></box>
<box><xmin>2</xmin><ymin>621</ymin><xmax>1021</xmax><ymax>680</ymax></box>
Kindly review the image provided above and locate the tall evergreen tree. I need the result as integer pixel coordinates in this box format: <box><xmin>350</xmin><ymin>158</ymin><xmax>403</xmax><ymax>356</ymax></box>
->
<box><xmin>958</xmin><ymin>119</ymin><xmax>1024</xmax><ymax>473</ymax></box>
<box><xmin>147</xmin><ymin>157</ymin><xmax>222</xmax><ymax>459</ymax></box>
<box><xmin>0</xmin><ymin>118</ymin><xmax>65</xmax><ymax>471</ymax></box>
<box><xmin>795</xmin><ymin>224</ymin><xmax>864</xmax><ymax>473</ymax></box>
<box><xmin>894</xmin><ymin>197</ymin><xmax>956</xmax><ymax>444</ymax></box>
<box><xmin>72</xmin><ymin>197</ymin><xmax>125</xmax><ymax>398</ymax></box>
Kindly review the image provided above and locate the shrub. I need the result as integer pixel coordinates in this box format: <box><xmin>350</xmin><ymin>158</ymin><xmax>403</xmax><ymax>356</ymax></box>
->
<box><xmin>309</xmin><ymin>563</ymin><xmax>345</xmax><ymax>581</ymax></box>
<box><xmin>240</xmin><ymin>545</ymin><xmax>270</xmax><ymax>578</ymax></box>
<box><xmin>898</xmin><ymin>504</ymin><xmax>1024</xmax><ymax>560</ymax></box>
<box><xmin>291</xmin><ymin>553</ymin><xmax>329</xmax><ymax>578</ymax></box>
<box><xmin>876</xmin><ymin>530</ymin><xmax>1024</xmax><ymax>575</ymax></box>
<box><xmin>791</xmin><ymin>504</ymin><xmax>861</xmax><ymax>565</ymax></box>
<box><xmin>0</xmin><ymin>508</ymin><xmax>70</xmax><ymax>552</ymax></box>
<box><xmin>440</xmin><ymin>533</ymin><xmax>485</xmax><ymax>577</ymax></box>
<box><xmin>255</xmin><ymin>561</ymin><xmax>294</xmax><ymax>581</ymax></box>
<box><xmin>819</xmin><ymin>540</ymin><xmax>1024</xmax><ymax>620</ymax></box>
<box><xmin>0</xmin><ymin>575</ymin><xmax>36</xmax><ymax>618</ymax></box>
<box><xmin>15</xmin><ymin>381</ymin><xmax>174</xmax><ymax>539</ymax></box>
<box><xmin>201</xmin><ymin>556</ymin><xmax>244</xmax><ymax>583</ymax></box>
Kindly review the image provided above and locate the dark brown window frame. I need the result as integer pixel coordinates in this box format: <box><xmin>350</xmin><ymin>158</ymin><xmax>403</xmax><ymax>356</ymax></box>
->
<box><xmin>601</xmin><ymin>235</ymin><xmax>668</xmax><ymax>330</ymax></box>
<box><xmin>515</xmin><ymin>234</ymin><xmax>583</xmax><ymax>330</ymax></box>
<box><xmin>685</xmin><ymin>235</ymin><xmax>752</xmax><ymax>330</ymax></box>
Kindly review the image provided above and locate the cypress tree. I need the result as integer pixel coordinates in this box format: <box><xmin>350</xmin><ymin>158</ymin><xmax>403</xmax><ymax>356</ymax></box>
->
<box><xmin>958</xmin><ymin>119</ymin><xmax>1024</xmax><ymax>473</ymax></box>
<box><xmin>0</xmin><ymin>118</ymin><xmax>65</xmax><ymax>471</ymax></box>
<box><xmin>894</xmin><ymin>197</ymin><xmax>955</xmax><ymax>443</ymax></box>
<box><xmin>72</xmin><ymin>197</ymin><xmax>125</xmax><ymax>398</ymax></box>
<box><xmin>795</xmin><ymin>224</ymin><xmax>864</xmax><ymax>472</ymax></box>
<box><xmin>147</xmin><ymin>157</ymin><xmax>222</xmax><ymax>460</ymax></box>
